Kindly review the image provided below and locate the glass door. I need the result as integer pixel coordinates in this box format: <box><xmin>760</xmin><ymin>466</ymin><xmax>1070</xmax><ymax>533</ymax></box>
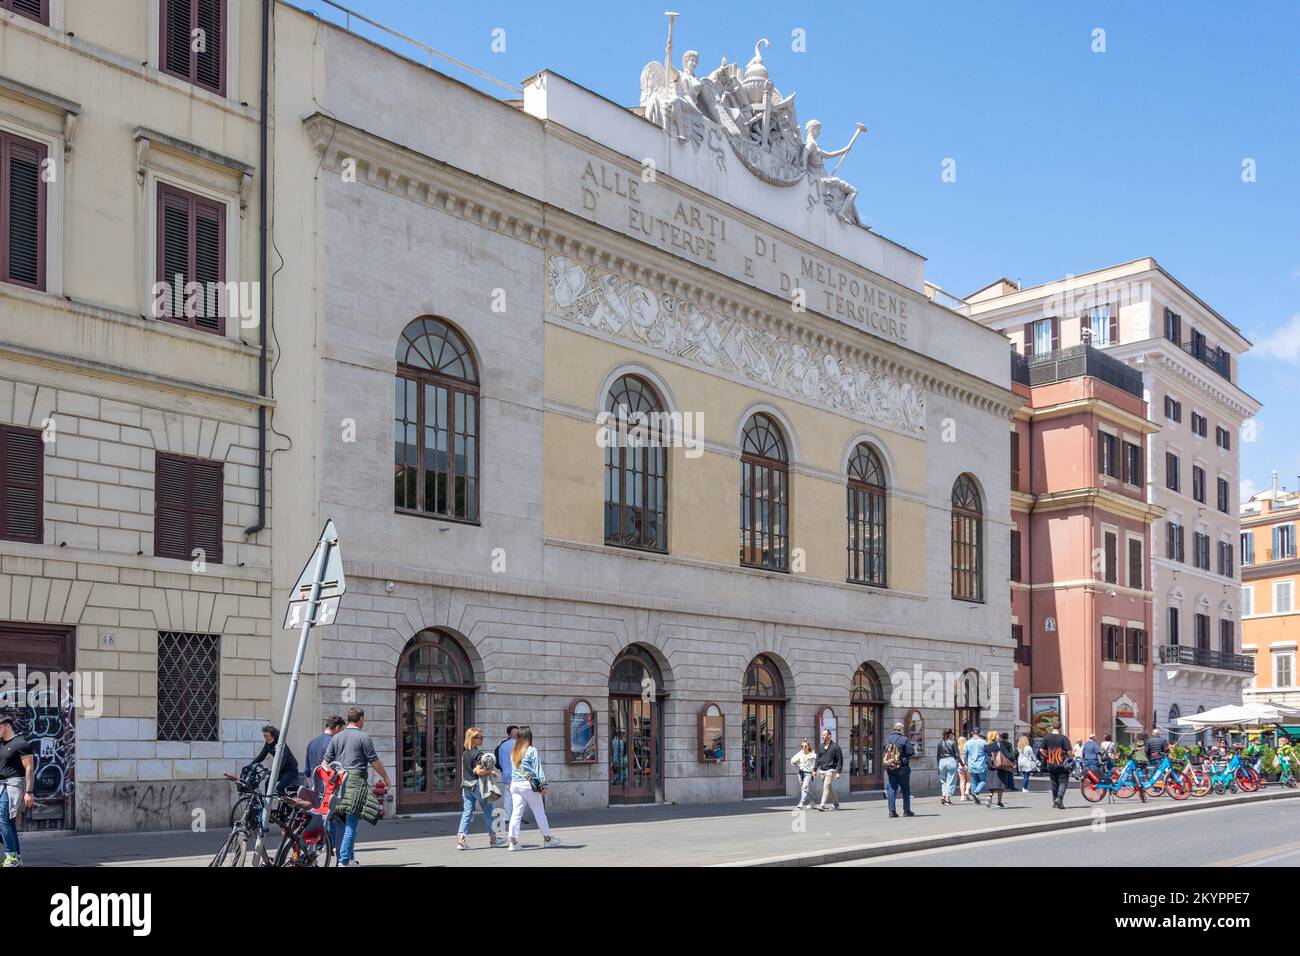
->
<box><xmin>742</xmin><ymin>700</ymin><xmax>784</xmax><ymax>796</ymax></box>
<box><xmin>850</xmin><ymin>703</ymin><xmax>881</xmax><ymax>790</ymax></box>
<box><xmin>609</xmin><ymin>696</ymin><xmax>656</xmax><ymax>804</ymax></box>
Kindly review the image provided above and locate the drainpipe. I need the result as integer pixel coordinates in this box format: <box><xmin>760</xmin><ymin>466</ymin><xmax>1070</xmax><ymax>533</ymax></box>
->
<box><xmin>244</xmin><ymin>0</ymin><xmax>271</xmax><ymax>537</ymax></box>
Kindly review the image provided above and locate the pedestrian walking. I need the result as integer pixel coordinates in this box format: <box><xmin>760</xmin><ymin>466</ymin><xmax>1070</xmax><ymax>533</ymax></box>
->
<box><xmin>983</xmin><ymin>731</ymin><xmax>1009</xmax><ymax>808</ymax></box>
<box><xmin>457</xmin><ymin>727</ymin><xmax>503</xmax><ymax>850</ymax></box>
<box><xmin>1081</xmin><ymin>733</ymin><xmax>1101</xmax><ymax>780</ymax></box>
<box><xmin>814</xmin><ymin>728</ymin><xmax>843</xmax><ymax>811</ymax></box>
<box><xmin>964</xmin><ymin>727</ymin><xmax>988</xmax><ymax>803</ymax></box>
<box><xmin>0</xmin><ymin>716</ymin><xmax>36</xmax><ymax>867</ymax></box>
<box><xmin>305</xmin><ymin>715</ymin><xmax>345</xmax><ymax>793</ymax></box>
<box><xmin>495</xmin><ymin>724</ymin><xmax>532</xmax><ymax>833</ymax></box>
<box><xmin>882</xmin><ymin>721</ymin><xmax>916</xmax><ymax>817</ymax></box>
<box><xmin>1016</xmin><ymin>735</ymin><xmax>1037</xmax><ymax>791</ymax></box>
<box><xmin>1099</xmin><ymin>734</ymin><xmax>1116</xmax><ymax>774</ymax></box>
<box><xmin>937</xmin><ymin>729</ymin><xmax>960</xmax><ymax>805</ymax></box>
<box><xmin>507</xmin><ymin>727</ymin><xmax>562</xmax><ymax>851</ymax></box>
<box><xmin>322</xmin><ymin>707</ymin><xmax>392</xmax><ymax>866</ymax></box>
<box><xmin>957</xmin><ymin>734</ymin><xmax>972</xmax><ymax>801</ymax></box>
<box><xmin>790</xmin><ymin>738</ymin><xmax>817</xmax><ymax>809</ymax></box>
<box><xmin>1035</xmin><ymin>724</ymin><xmax>1073</xmax><ymax>809</ymax></box>
<box><xmin>249</xmin><ymin>724</ymin><xmax>300</xmax><ymax>794</ymax></box>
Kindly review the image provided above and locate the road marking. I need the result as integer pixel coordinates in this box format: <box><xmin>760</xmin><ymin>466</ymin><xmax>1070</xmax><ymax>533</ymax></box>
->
<box><xmin>1208</xmin><ymin>839</ymin><xmax>1300</xmax><ymax>868</ymax></box>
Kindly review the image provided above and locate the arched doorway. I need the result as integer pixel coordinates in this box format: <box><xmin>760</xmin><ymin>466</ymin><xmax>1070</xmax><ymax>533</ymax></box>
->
<box><xmin>849</xmin><ymin>663</ymin><xmax>885</xmax><ymax>790</ymax></box>
<box><xmin>608</xmin><ymin>645</ymin><xmax>664</xmax><ymax>804</ymax></box>
<box><xmin>953</xmin><ymin>668</ymin><xmax>982</xmax><ymax>739</ymax></box>
<box><xmin>742</xmin><ymin>655</ymin><xmax>786</xmax><ymax>797</ymax></box>
<box><xmin>395</xmin><ymin>630</ymin><xmax>475</xmax><ymax>813</ymax></box>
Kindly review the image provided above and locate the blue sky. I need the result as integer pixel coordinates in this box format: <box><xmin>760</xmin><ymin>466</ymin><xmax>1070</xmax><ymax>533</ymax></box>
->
<box><xmin>308</xmin><ymin>0</ymin><xmax>1300</xmax><ymax>497</ymax></box>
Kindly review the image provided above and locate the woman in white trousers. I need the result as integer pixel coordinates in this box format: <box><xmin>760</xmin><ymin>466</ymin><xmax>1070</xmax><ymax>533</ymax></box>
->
<box><xmin>508</xmin><ymin>727</ymin><xmax>562</xmax><ymax>850</ymax></box>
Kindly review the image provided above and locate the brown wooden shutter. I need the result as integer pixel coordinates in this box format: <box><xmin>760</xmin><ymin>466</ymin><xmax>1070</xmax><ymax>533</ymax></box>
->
<box><xmin>157</xmin><ymin>183</ymin><xmax>225</xmax><ymax>333</ymax></box>
<box><xmin>162</xmin><ymin>0</ymin><xmax>194</xmax><ymax>83</ymax></box>
<box><xmin>189</xmin><ymin>458</ymin><xmax>224</xmax><ymax>564</ymax></box>
<box><xmin>1050</xmin><ymin>317</ymin><xmax>1060</xmax><ymax>352</ymax></box>
<box><xmin>155</xmin><ymin>453</ymin><xmax>191</xmax><ymax>560</ymax></box>
<box><xmin>1022</xmin><ymin>322</ymin><xmax>1034</xmax><ymax>357</ymax></box>
<box><xmin>3</xmin><ymin>131</ymin><xmax>46</xmax><ymax>290</ymax></box>
<box><xmin>1010</xmin><ymin>529</ymin><xmax>1021</xmax><ymax>582</ymax></box>
<box><xmin>1105</xmin><ymin>532</ymin><xmax>1117</xmax><ymax>583</ymax></box>
<box><xmin>0</xmin><ymin>425</ymin><xmax>43</xmax><ymax>543</ymax></box>
<box><xmin>192</xmin><ymin>197</ymin><xmax>224</xmax><ymax>332</ymax></box>
<box><xmin>6</xmin><ymin>0</ymin><xmax>48</xmax><ymax>24</ymax></box>
<box><xmin>1010</xmin><ymin>431</ymin><xmax>1020</xmax><ymax>492</ymax></box>
<box><xmin>159</xmin><ymin>185</ymin><xmax>190</xmax><ymax>319</ymax></box>
<box><xmin>195</xmin><ymin>0</ymin><xmax>226</xmax><ymax>94</ymax></box>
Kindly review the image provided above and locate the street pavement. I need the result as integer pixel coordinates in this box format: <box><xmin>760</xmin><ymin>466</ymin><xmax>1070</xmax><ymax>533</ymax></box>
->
<box><xmin>21</xmin><ymin>779</ymin><xmax>1300</xmax><ymax>867</ymax></box>
<box><xmin>830</xmin><ymin>796</ymin><xmax>1300</xmax><ymax>867</ymax></box>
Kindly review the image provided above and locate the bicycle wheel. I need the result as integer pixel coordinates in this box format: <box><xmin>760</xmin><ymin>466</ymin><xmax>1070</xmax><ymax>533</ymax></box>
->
<box><xmin>1238</xmin><ymin>768</ymin><xmax>1261</xmax><ymax>793</ymax></box>
<box><xmin>273</xmin><ymin>821</ymin><xmax>334</xmax><ymax>868</ymax></box>
<box><xmin>1080</xmin><ymin>777</ymin><xmax>1106</xmax><ymax>803</ymax></box>
<box><xmin>229</xmin><ymin>795</ymin><xmax>250</xmax><ymax>830</ymax></box>
<box><xmin>1189</xmin><ymin>772</ymin><xmax>1211</xmax><ymax>797</ymax></box>
<box><xmin>1114</xmin><ymin>774</ymin><xmax>1138</xmax><ymax>799</ymax></box>
<box><xmin>210</xmin><ymin>828</ymin><xmax>248</xmax><ymax>868</ymax></box>
<box><xmin>1165</xmin><ymin>772</ymin><xmax>1190</xmax><ymax>800</ymax></box>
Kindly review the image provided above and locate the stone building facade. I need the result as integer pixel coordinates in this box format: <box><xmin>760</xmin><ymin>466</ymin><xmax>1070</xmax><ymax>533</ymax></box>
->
<box><xmin>0</xmin><ymin>0</ymin><xmax>273</xmax><ymax>832</ymax></box>
<box><xmin>270</xmin><ymin>9</ymin><xmax>1020</xmax><ymax>811</ymax></box>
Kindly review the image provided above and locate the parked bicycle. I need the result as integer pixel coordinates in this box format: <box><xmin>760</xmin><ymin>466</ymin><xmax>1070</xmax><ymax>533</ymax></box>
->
<box><xmin>1080</xmin><ymin>760</ymin><xmax>1148</xmax><ymax>804</ymax></box>
<box><xmin>210</xmin><ymin>763</ymin><xmax>339</xmax><ymax>868</ymax></box>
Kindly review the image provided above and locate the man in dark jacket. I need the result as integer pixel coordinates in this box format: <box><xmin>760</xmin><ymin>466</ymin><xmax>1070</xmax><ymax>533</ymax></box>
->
<box><xmin>1034</xmin><ymin>725</ymin><xmax>1074</xmax><ymax>809</ymax></box>
<box><xmin>304</xmin><ymin>715</ymin><xmax>345</xmax><ymax>793</ymax></box>
<box><xmin>882</xmin><ymin>721</ymin><xmax>916</xmax><ymax>818</ymax></box>
<box><xmin>1146</xmin><ymin>729</ymin><xmax>1169</xmax><ymax>764</ymax></box>
<box><xmin>815</xmin><ymin>728</ymin><xmax>843</xmax><ymax>811</ymax></box>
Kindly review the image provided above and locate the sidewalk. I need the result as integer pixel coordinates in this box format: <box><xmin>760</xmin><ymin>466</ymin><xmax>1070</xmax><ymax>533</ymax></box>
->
<box><xmin>22</xmin><ymin>783</ymin><xmax>1300</xmax><ymax>867</ymax></box>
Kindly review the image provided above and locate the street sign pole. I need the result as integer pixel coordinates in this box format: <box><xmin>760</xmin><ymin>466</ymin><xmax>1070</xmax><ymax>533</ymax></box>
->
<box><xmin>253</xmin><ymin>522</ymin><xmax>338</xmax><ymax>864</ymax></box>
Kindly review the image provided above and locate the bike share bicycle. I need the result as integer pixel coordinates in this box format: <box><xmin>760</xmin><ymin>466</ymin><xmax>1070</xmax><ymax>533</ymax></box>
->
<box><xmin>211</xmin><ymin>762</ymin><xmax>343</xmax><ymax>867</ymax></box>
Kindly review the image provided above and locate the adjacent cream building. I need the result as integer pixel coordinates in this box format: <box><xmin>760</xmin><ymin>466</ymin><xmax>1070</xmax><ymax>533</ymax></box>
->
<box><xmin>0</xmin><ymin>0</ymin><xmax>273</xmax><ymax>832</ymax></box>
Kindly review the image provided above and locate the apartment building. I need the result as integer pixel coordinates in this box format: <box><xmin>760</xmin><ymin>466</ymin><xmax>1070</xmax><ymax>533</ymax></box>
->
<box><xmin>0</xmin><ymin>0</ymin><xmax>273</xmax><ymax>832</ymax></box>
<box><xmin>1241</xmin><ymin>479</ymin><xmax>1300</xmax><ymax>708</ymax></box>
<box><xmin>966</xmin><ymin>258</ymin><xmax>1259</xmax><ymax>736</ymax></box>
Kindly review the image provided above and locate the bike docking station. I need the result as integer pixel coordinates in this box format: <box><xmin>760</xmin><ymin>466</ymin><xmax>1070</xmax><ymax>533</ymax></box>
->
<box><xmin>251</xmin><ymin>520</ymin><xmax>346</xmax><ymax>865</ymax></box>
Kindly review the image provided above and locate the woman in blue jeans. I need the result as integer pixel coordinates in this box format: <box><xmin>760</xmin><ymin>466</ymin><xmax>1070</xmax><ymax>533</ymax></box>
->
<box><xmin>457</xmin><ymin>727</ymin><xmax>502</xmax><ymax>849</ymax></box>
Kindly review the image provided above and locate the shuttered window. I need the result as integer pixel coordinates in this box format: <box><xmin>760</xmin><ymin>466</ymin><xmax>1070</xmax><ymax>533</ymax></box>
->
<box><xmin>160</xmin><ymin>0</ymin><xmax>227</xmax><ymax>96</ymax></box>
<box><xmin>156</xmin><ymin>631</ymin><xmax>220</xmax><ymax>741</ymax></box>
<box><xmin>0</xmin><ymin>424</ymin><xmax>42</xmax><ymax>542</ymax></box>
<box><xmin>154</xmin><ymin>452</ymin><xmax>223</xmax><ymax>564</ymax></box>
<box><xmin>1</xmin><ymin>0</ymin><xmax>48</xmax><ymax>24</ymax></box>
<box><xmin>1</xmin><ymin>130</ymin><xmax>46</xmax><ymax>291</ymax></box>
<box><xmin>1128</xmin><ymin>537</ymin><xmax>1143</xmax><ymax>589</ymax></box>
<box><xmin>156</xmin><ymin>182</ymin><xmax>225</xmax><ymax>334</ymax></box>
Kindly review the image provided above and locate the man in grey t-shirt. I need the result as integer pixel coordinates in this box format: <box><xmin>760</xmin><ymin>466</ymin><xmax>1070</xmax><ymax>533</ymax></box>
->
<box><xmin>322</xmin><ymin>708</ymin><xmax>391</xmax><ymax>866</ymax></box>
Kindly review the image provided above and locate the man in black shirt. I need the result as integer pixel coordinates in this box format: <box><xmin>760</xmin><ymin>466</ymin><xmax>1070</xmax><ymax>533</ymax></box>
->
<box><xmin>1146</xmin><ymin>729</ymin><xmax>1169</xmax><ymax>764</ymax></box>
<box><xmin>1034</xmin><ymin>725</ymin><xmax>1073</xmax><ymax>809</ymax></box>
<box><xmin>882</xmin><ymin>721</ymin><xmax>916</xmax><ymax>818</ymax></box>
<box><xmin>814</xmin><ymin>728</ymin><xmax>843</xmax><ymax>810</ymax></box>
<box><xmin>0</xmin><ymin>715</ymin><xmax>37</xmax><ymax>867</ymax></box>
<box><xmin>250</xmin><ymin>724</ymin><xmax>300</xmax><ymax>793</ymax></box>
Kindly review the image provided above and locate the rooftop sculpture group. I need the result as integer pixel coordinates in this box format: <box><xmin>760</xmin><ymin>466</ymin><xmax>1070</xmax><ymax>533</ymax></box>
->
<box><xmin>640</xmin><ymin>13</ymin><xmax>866</xmax><ymax>225</ymax></box>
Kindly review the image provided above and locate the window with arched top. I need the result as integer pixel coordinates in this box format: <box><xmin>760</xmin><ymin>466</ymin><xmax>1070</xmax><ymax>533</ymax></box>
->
<box><xmin>743</xmin><ymin>654</ymin><xmax>786</xmax><ymax>699</ymax></box>
<box><xmin>851</xmin><ymin>664</ymin><xmax>885</xmax><ymax>703</ymax></box>
<box><xmin>394</xmin><ymin>317</ymin><xmax>479</xmax><ymax>521</ymax></box>
<box><xmin>397</xmin><ymin>629</ymin><xmax>475</xmax><ymax>687</ymax></box>
<box><xmin>847</xmin><ymin>443</ymin><xmax>887</xmax><ymax>586</ymax></box>
<box><xmin>951</xmin><ymin>474</ymin><xmax>983</xmax><ymax>602</ymax></box>
<box><xmin>740</xmin><ymin>414</ymin><xmax>789</xmax><ymax>571</ymax></box>
<box><xmin>603</xmin><ymin>375</ymin><xmax>668</xmax><ymax>552</ymax></box>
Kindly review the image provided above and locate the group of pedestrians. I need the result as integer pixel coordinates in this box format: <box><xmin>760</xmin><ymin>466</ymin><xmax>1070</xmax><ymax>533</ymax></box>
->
<box><xmin>458</xmin><ymin>723</ymin><xmax>562</xmax><ymax>851</ymax></box>
<box><xmin>791</xmin><ymin>728</ymin><xmax>846</xmax><ymax>810</ymax></box>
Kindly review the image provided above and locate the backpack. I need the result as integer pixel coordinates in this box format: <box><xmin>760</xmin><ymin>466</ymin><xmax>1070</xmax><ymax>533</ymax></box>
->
<box><xmin>883</xmin><ymin>741</ymin><xmax>902</xmax><ymax>772</ymax></box>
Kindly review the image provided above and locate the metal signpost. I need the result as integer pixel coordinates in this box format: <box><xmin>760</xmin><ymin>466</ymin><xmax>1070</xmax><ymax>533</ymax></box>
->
<box><xmin>253</xmin><ymin>520</ymin><xmax>345</xmax><ymax>863</ymax></box>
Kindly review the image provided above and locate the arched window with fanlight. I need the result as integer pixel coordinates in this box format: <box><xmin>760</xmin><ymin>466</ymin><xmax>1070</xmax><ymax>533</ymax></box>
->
<box><xmin>394</xmin><ymin>317</ymin><xmax>479</xmax><ymax>521</ymax></box>
<box><xmin>740</xmin><ymin>413</ymin><xmax>789</xmax><ymax>571</ymax></box>
<box><xmin>603</xmin><ymin>375</ymin><xmax>668</xmax><ymax>552</ymax></box>
<box><xmin>395</xmin><ymin>629</ymin><xmax>476</xmax><ymax>813</ymax></box>
<box><xmin>951</xmin><ymin>474</ymin><xmax>983</xmax><ymax>602</ymax></box>
<box><xmin>847</xmin><ymin>443</ymin><xmax>887</xmax><ymax>586</ymax></box>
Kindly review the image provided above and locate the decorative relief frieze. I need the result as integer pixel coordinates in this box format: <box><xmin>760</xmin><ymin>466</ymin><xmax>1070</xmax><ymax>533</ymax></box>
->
<box><xmin>547</xmin><ymin>255</ymin><xmax>926</xmax><ymax>434</ymax></box>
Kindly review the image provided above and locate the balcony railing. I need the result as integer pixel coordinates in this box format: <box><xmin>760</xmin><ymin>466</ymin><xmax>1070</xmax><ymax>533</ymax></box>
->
<box><xmin>1158</xmin><ymin>644</ymin><xmax>1255</xmax><ymax>674</ymax></box>
<box><xmin>1009</xmin><ymin>343</ymin><xmax>1144</xmax><ymax>398</ymax></box>
<box><xmin>1175</xmin><ymin>337</ymin><xmax>1233</xmax><ymax>383</ymax></box>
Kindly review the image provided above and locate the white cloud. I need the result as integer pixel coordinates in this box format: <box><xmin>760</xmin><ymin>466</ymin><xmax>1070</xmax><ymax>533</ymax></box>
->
<box><xmin>1248</xmin><ymin>314</ymin><xmax>1300</xmax><ymax>363</ymax></box>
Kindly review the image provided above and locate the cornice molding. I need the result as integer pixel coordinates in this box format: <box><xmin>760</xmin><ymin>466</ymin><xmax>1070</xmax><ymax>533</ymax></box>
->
<box><xmin>1031</xmin><ymin>486</ymin><xmax>1165</xmax><ymax>523</ymax></box>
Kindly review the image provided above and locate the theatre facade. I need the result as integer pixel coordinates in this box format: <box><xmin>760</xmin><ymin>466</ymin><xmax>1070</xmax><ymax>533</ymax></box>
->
<box><xmin>270</xmin><ymin>9</ymin><xmax>1021</xmax><ymax>808</ymax></box>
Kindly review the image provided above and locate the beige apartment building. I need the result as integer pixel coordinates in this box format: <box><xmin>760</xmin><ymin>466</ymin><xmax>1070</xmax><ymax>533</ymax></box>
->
<box><xmin>1241</xmin><ymin>480</ymin><xmax>1300</xmax><ymax>709</ymax></box>
<box><xmin>0</xmin><ymin>0</ymin><xmax>273</xmax><ymax>832</ymax></box>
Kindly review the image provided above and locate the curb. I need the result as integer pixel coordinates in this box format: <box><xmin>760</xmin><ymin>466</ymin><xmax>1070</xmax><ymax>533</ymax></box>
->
<box><xmin>718</xmin><ymin>787</ymin><xmax>1300</xmax><ymax>867</ymax></box>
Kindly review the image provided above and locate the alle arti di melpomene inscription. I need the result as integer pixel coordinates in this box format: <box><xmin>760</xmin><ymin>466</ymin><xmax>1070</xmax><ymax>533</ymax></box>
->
<box><xmin>578</xmin><ymin>159</ymin><xmax>911</xmax><ymax>348</ymax></box>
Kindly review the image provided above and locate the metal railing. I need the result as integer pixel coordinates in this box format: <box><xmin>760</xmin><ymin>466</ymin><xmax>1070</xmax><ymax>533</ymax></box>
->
<box><xmin>1158</xmin><ymin>644</ymin><xmax>1255</xmax><ymax>674</ymax></box>
<box><xmin>312</xmin><ymin>0</ymin><xmax>522</xmax><ymax>95</ymax></box>
<box><xmin>1009</xmin><ymin>343</ymin><xmax>1143</xmax><ymax>398</ymax></box>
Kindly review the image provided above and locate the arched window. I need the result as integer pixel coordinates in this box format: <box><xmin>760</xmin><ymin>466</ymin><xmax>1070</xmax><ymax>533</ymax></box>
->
<box><xmin>608</xmin><ymin>644</ymin><xmax>665</xmax><ymax>804</ymax></box>
<box><xmin>603</xmin><ymin>375</ymin><xmax>668</xmax><ymax>552</ymax></box>
<box><xmin>740</xmin><ymin>414</ymin><xmax>789</xmax><ymax>571</ymax></box>
<box><xmin>847</xmin><ymin>443</ymin><xmax>886</xmax><ymax>585</ymax></box>
<box><xmin>394</xmin><ymin>317</ymin><xmax>479</xmax><ymax>521</ymax></box>
<box><xmin>951</xmin><ymin>474</ymin><xmax>983</xmax><ymax>602</ymax></box>
<box><xmin>742</xmin><ymin>654</ymin><xmax>786</xmax><ymax>796</ymax></box>
<box><xmin>850</xmin><ymin>662</ymin><xmax>886</xmax><ymax>790</ymax></box>
<box><xmin>395</xmin><ymin>629</ymin><xmax>475</xmax><ymax>812</ymax></box>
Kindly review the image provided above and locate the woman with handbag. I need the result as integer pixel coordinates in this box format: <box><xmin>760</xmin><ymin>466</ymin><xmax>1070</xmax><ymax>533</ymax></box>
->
<box><xmin>508</xmin><ymin>727</ymin><xmax>562</xmax><ymax>851</ymax></box>
<box><xmin>457</xmin><ymin>727</ymin><xmax>502</xmax><ymax>850</ymax></box>
<box><xmin>983</xmin><ymin>731</ymin><xmax>1008</xmax><ymax>808</ymax></box>
<box><xmin>956</xmin><ymin>735</ymin><xmax>972</xmax><ymax>801</ymax></box>
<box><xmin>1016</xmin><ymin>735</ymin><xmax>1037</xmax><ymax>792</ymax></box>
<box><xmin>937</xmin><ymin>729</ymin><xmax>960</xmax><ymax>806</ymax></box>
